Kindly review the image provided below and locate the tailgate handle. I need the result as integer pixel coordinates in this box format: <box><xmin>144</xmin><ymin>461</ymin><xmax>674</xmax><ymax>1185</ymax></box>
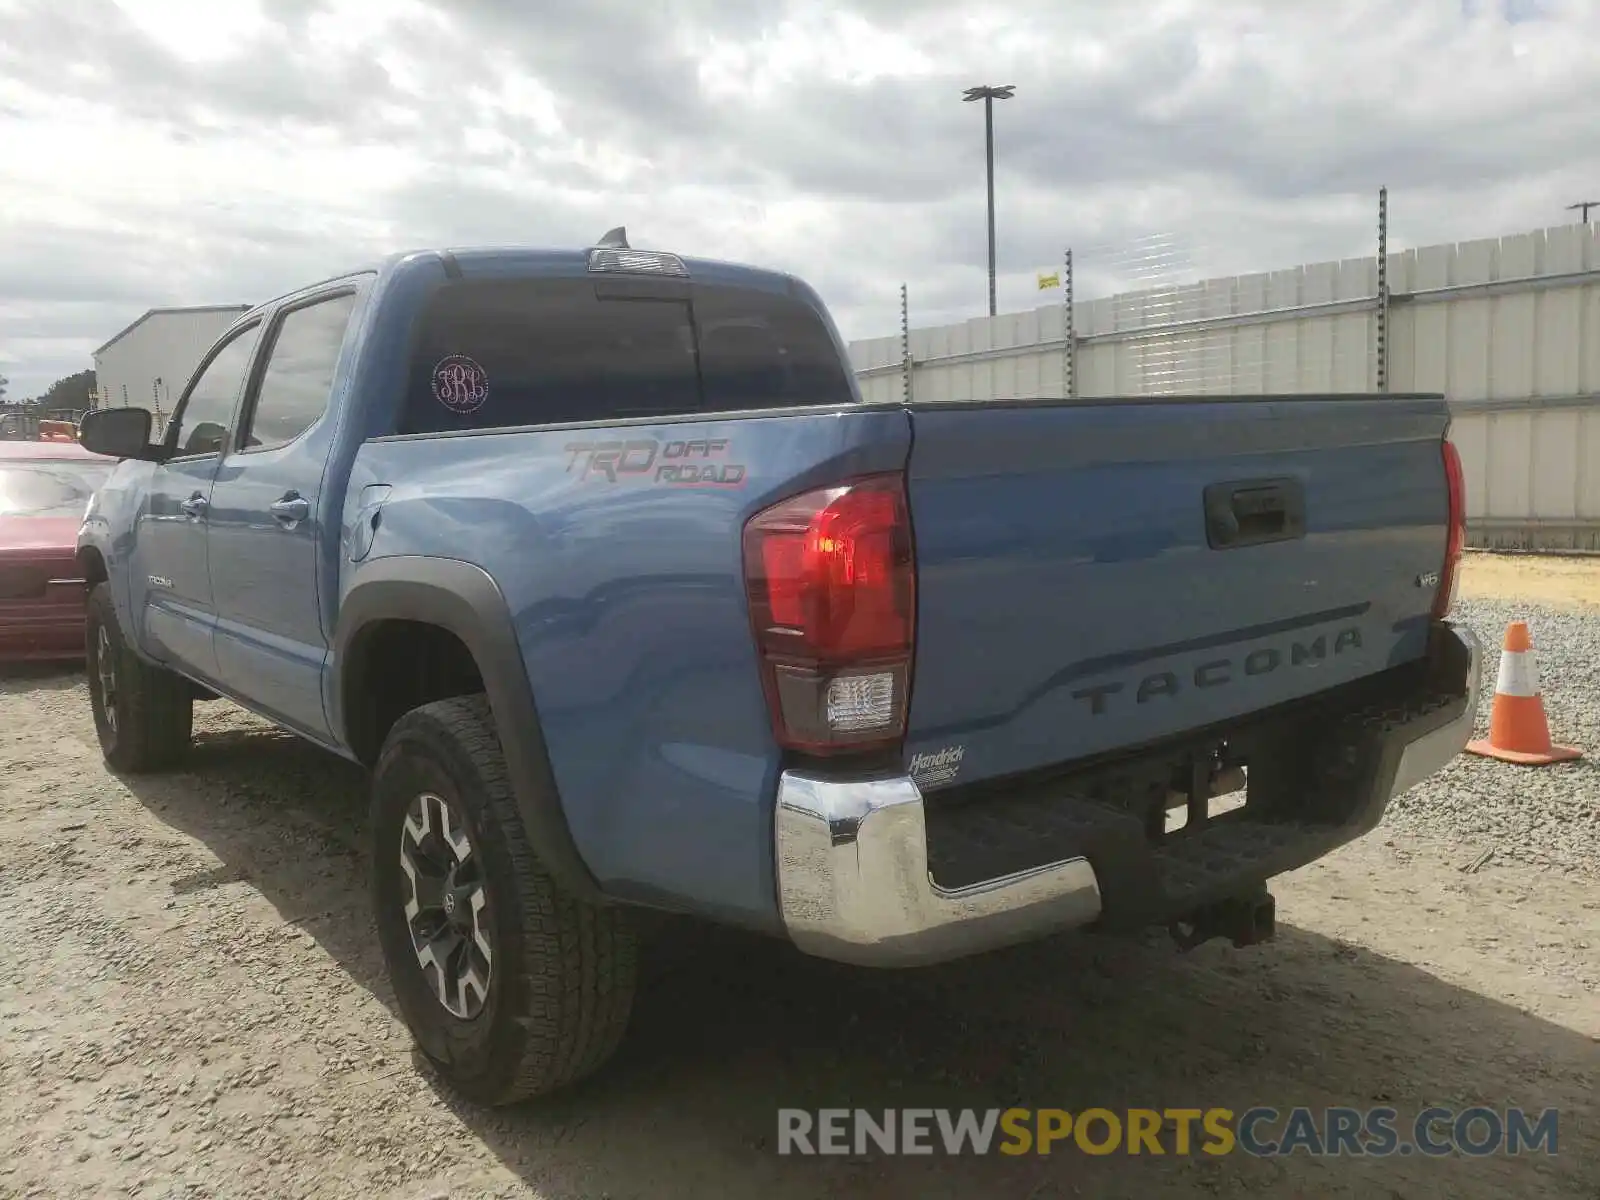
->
<box><xmin>1204</xmin><ymin>477</ymin><xmax>1305</xmax><ymax>549</ymax></box>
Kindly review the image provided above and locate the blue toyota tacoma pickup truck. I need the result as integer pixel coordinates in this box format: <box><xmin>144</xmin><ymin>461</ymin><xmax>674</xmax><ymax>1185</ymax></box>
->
<box><xmin>75</xmin><ymin>233</ymin><xmax>1480</xmax><ymax>1105</ymax></box>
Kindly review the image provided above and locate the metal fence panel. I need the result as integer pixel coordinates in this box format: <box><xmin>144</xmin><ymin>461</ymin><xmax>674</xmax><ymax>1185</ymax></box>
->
<box><xmin>852</xmin><ymin>221</ymin><xmax>1600</xmax><ymax>550</ymax></box>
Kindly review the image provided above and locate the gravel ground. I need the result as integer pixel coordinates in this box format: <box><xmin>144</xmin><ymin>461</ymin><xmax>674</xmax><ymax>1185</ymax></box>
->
<box><xmin>1385</xmin><ymin>597</ymin><xmax>1600</xmax><ymax>876</ymax></box>
<box><xmin>0</xmin><ymin>563</ymin><xmax>1596</xmax><ymax>1199</ymax></box>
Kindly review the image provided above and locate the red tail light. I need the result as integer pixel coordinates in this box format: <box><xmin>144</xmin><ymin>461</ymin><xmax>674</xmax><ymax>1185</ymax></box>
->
<box><xmin>741</xmin><ymin>474</ymin><xmax>915</xmax><ymax>755</ymax></box>
<box><xmin>1435</xmin><ymin>436</ymin><xmax>1465</xmax><ymax>619</ymax></box>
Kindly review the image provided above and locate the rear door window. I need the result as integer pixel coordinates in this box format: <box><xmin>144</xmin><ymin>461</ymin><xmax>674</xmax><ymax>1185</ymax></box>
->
<box><xmin>400</xmin><ymin>278</ymin><xmax>853</xmax><ymax>435</ymax></box>
<box><xmin>239</xmin><ymin>291</ymin><xmax>357</xmax><ymax>452</ymax></box>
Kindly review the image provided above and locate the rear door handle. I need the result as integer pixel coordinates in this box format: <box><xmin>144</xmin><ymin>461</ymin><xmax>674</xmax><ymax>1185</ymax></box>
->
<box><xmin>180</xmin><ymin>494</ymin><xmax>207</xmax><ymax>519</ymax></box>
<box><xmin>269</xmin><ymin>494</ymin><xmax>310</xmax><ymax>525</ymax></box>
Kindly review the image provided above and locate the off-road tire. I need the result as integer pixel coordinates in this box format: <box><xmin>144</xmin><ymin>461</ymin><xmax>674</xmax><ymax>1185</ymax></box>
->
<box><xmin>85</xmin><ymin>582</ymin><xmax>194</xmax><ymax>773</ymax></box>
<box><xmin>370</xmin><ymin>694</ymin><xmax>637</xmax><ymax>1105</ymax></box>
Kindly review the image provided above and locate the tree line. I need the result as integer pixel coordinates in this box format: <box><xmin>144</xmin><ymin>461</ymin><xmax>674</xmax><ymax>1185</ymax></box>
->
<box><xmin>0</xmin><ymin>368</ymin><xmax>97</xmax><ymax>415</ymax></box>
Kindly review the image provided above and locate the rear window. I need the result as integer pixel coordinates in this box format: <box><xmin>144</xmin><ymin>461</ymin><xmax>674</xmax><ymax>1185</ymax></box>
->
<box><xmin>399</xmin><ymin>278</ymin><xmax>854</xmax><ymax>435</ymax></box>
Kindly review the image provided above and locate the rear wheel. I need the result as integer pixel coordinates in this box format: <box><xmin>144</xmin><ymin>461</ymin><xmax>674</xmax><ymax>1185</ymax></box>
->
<box><xmin>370</xmin><ymin>695</ymin><xmax>637</xmax><ymax>1105</ymax></box>
<box><xmin>85</xmin><ymin>583</ymin><xmax>194</xmax><ymax>773</ymax></box>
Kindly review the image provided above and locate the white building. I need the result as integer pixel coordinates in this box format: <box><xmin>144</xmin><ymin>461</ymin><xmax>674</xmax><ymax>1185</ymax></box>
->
<box><xmin>92</xmin><ymin>304</ymin><xmax>251</xmax><ymax>419</ymax></box>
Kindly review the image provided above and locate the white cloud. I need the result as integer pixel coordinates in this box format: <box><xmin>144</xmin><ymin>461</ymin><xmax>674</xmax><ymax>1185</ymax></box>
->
<box><xmin>0</xmin><ymin>0</ymin><xmax>1596</xmax><ymax>398</ymax></box>
<box><xmin>111</xmin><ymin>0</ymin><xmax>273</xmax><ymax>61</ymax></box>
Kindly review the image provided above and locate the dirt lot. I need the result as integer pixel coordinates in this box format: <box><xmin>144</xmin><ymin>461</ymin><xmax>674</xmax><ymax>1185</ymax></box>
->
<box><xmin>1</xmin><ymin>554</ymin><xmax>1596</xmax><ymax>1199</ymax></box>
<box><xmin>1459</xmin><ymin>550</ymin><xmax>1600</xmax><ymax>609</ymax></box>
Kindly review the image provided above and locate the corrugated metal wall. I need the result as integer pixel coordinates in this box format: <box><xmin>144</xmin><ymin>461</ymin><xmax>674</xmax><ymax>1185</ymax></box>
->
<box><xmin>93</xmin><ymin>307</ymin><xmax>249</xmax><ymax>420</ymax></box>
<box><xmin>849</xmin><ymin>223</ymin><xmax>1600</xmax><ymax>550</ymax></box>
<box><xmin>1395</xmin><ymin>227</ymin><xmax>1600</xmax><ymax>550</ymax></box>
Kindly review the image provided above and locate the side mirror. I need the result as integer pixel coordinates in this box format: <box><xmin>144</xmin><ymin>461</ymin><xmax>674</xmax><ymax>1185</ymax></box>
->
<box><xmin>79</xmin><ymin>407</ymin><xmax>167</xmax><ymax>462</ymax></box>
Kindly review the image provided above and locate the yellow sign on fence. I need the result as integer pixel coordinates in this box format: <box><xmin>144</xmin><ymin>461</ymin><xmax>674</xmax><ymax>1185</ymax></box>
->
<box><xmin>1037</xmin><ymin>271</ymin><xmax>1061</xmax><ymax>291</ymax></box>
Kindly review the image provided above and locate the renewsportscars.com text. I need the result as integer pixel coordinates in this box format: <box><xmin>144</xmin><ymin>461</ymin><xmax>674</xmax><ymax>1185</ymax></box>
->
<box><xmin>777</xmin><ymin>1106</ymin><xmax>1559</xmax><ymax>1158</ymax></box>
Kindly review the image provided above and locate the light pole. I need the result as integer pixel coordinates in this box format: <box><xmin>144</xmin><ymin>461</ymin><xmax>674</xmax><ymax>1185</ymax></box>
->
<box><xmin>963</xmin><ymin>84</ymin><xmax>1015</xmax><ymax>317</ymax></box>
<box><xmin>1568</xmin><ymin>200</ymin><xmax>1600</xmax><ymax>223</ymax></box>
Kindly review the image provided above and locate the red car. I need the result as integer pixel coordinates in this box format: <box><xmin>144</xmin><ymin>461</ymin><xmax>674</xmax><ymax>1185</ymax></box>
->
<box><xmin>0</xmin><ymin>441</ymin><xmax>116</xmax><ymax>662</ymax></box>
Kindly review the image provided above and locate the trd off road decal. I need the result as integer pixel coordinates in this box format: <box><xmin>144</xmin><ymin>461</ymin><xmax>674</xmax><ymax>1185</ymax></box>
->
<box><xmin>431</xmin><ymin>355</ymin><xmax>490</xmax><ymax>415</ymax></box>
<box><xmin>563</xmin><ymin>437</ymin><xmax>748</xmax><ymax>487</ymax></box>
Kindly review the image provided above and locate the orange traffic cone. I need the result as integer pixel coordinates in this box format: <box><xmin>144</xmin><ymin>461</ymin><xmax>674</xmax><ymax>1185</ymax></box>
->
<box><xmin>1465</xmin><ymin>621</ymin><xmax>1582</xmax><ymax>765</ymax></box>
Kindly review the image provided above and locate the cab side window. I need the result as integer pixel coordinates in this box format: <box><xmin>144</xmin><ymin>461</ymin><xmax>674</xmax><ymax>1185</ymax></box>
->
<box><xmin>169</xmin><ymin>323</ymin><xmax>259</xmax><ymax>457</ymax></box>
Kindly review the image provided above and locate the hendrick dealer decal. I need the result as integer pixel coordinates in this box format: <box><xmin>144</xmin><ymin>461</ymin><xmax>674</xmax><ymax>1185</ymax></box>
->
<box><xmin>909</xmin><ymin>744</ymin><xmax>965</xmax><ymax>788</ymax></box>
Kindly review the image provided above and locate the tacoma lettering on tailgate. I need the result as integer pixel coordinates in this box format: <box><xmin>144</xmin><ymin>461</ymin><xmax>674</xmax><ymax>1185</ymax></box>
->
<box><xmin>1071</xmin><ymin>627</ymin><xmax>1364</xmax><ymax>716</ymax></box>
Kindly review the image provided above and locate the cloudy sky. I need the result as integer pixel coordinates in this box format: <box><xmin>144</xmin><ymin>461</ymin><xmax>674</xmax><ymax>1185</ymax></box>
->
<box><xmin>0</xmin><ymin>0</ymin><xmax>1595</xmax><ymax>399</ymax></box>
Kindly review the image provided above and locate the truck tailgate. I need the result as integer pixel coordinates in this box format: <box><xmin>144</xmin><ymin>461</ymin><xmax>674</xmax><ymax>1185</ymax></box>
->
<box><xmin>902</xmin><ymin>396</ymin><xmax>1453</xmax><ymax>791</ymax></box>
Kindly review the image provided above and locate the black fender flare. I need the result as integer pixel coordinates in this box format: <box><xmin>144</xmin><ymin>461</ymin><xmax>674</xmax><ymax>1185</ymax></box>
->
<box><xmin>332</xmin><ymin>555</ymin><xmax>601</xmax><ymax>901</ymax></box>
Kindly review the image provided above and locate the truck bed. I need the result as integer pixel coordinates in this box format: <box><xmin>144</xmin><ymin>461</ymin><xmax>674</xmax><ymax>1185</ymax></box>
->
<box><xmin>344</xmin><ymin>389</ymin><xmax>1454</xmax><ymax>929</ymax></box>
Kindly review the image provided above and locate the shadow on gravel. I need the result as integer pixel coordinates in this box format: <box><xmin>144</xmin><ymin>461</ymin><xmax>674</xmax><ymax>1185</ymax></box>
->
<box><xmin>115</xmin><ymin>722</ymin><xmax>1596</xmax><ymax>1200</ymax></box>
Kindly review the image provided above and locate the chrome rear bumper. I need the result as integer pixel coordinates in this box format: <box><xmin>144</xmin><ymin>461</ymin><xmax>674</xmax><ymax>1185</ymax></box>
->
<box><xmin>774</xmin><ymin>772</ymin><xmax>1102</xmax><ymax>967</ymax></box>
<box><xmin>1389</xmin><ymin>622</ymin><xmax>1482</xmax><ymax>796</ymax></box>
<box><xmin>772</xmin><ymin>623</ymin><xmax>1481</xmax><ymax>969</ymax></box>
